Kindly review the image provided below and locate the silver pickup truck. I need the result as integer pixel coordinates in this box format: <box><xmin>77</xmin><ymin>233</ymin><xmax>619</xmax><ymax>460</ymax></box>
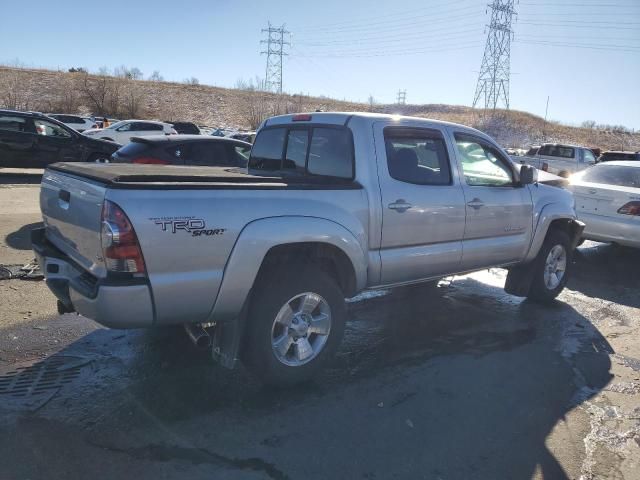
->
<box><xmin>33</xmin><ymin>112</ymin><xmax>584</xmax><ymax>384</ymax></box>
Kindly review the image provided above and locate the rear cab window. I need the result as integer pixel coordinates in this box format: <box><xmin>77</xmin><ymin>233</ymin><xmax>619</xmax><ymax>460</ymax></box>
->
<box><xmin>538</xmin><ymin>145</ymin><xmax>576</xmax><ymax>159</ymax></box>
<box><xmin>383</xmin><ymin>127</ymin><xmax>452</xmax><ymax>185</ymax></box>
<box><xmin>249</xmin><ymin>125</ymin><xmax>354</xmax><ymax>180</ymax></box>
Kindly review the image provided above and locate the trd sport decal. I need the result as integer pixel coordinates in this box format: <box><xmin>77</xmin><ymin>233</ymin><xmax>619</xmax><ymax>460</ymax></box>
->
<box><xmin>150</xmin><ymin>216</ymin><xmax>225</xmax><ymax>237</ymax></box>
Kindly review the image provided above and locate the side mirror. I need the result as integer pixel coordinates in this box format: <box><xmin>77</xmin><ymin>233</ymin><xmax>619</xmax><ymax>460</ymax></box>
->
<box><xmin>520</xmin><ymin>164</ymin><xmax>538</xmax><ymax>185</ymax></box>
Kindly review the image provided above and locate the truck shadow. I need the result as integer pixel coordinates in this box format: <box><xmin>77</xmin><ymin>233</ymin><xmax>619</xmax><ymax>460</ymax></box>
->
<box><xmin>571</xmin><ymin>242</ymin><xmax>640</xmax><ymax>308</ymax></box>
<box><xmin>0</xmin><ymin>276</ymin><xmax>613</xmax><ymax>480</ymax></box>
<box><xmin>5</xmin><ymin>222</ymin><xmax>43</xmax><ymax>251</ymax></box>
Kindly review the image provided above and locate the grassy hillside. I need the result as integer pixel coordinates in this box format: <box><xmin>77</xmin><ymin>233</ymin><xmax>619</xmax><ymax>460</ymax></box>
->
<box><xmin>1</xmin><ymin>66</ymin><xmax>637</xmax><ymax>151</ymax></box>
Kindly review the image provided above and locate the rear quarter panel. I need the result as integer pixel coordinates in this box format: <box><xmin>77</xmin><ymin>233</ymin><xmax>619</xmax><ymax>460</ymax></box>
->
<box><xmin>106</xmin><ymin>187</ymin><xmax>369</xmax><ymax>325</ymax></box>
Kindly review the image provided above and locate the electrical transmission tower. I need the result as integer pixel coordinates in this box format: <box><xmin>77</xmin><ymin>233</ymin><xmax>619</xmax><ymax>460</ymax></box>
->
<box><xmin>472</xmin><ymin>0</ymin><xmax>516</xmax><ymax>111</ymax></box>
<box><xmin>397</xmin><ymin>90</ymin><xmax>407</xmax><ymax>105</ymax></box>
<box><xmin>260</xmin><ymin>23</ymin><xmax>290</xmax><ymax>93</ymax></box>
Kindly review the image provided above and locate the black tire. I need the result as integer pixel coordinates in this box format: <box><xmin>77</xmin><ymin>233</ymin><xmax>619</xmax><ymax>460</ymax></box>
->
<box><xmin>527</xmin><ymin>229</ymin><xmax>573</xmax><ymax>303</ymax></box>
<box><xmin>244</xmin><ymin>265</ymin><xmax>346</xmax><ymax>386</ymax></box>
<box><xmin>88</xmin><ymin>153</ymin><xmax>110</xmax><ymax>163</ymax></box>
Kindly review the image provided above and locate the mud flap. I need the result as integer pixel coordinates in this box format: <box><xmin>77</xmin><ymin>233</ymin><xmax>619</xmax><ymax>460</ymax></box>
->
<box><xmin>210</xmin><ymin>294</ymin><xmax>251</xmax><ymax>370</ymax></box>
<box><xmin>505</xmin><ymin>263</ymin><xmax>536</xmax><ymax>297</ymax></box>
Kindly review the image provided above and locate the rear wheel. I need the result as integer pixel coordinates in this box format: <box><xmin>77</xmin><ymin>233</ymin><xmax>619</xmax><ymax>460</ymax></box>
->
<box><xmin>244</xmin><ymin>266</ymin><xmax>346</xmax><ymax>386</ymax></box>
<box><xmin>527</xmin><ymin>230</ymin><xmax>572</xmax><ymax>303</ymax></box>
<box><xmin>88</xmin><ymin>153</ymin><xmax>110</xmax><ymax>163</ymax></box>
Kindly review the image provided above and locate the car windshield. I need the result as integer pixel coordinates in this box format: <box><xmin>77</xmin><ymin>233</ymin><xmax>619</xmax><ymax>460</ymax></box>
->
<box><xmin>106</xmin><ymin>121</ymin><xmax>126</xmax><ymax>130</ymax></box>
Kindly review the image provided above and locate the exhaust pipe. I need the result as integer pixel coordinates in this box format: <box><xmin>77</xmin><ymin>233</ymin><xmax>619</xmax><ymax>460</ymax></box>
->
<box><xmin>184</xmin><ymin>324</ymin><xmax>212</xmax><ymax>349</ymax></box>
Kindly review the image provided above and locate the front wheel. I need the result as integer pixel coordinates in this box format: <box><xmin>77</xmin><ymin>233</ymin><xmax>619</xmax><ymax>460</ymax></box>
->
<box><xmin>527</xmin><ymin>230</ymin><xmax>572</xmax><ymax>303</ymax></box>
<box><xmin>244</xmin><ymin>266</ymin><xmax>346</xmax><ymax>385</ymax></box>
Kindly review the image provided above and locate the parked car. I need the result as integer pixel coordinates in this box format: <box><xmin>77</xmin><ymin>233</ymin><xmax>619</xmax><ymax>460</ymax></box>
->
<box><xmin>0</xmin><ymin>109</ymin><xmax>119</xmax><ymax>168</ymax></box>
<box><xmin>597</xmin><ymin>151</ymin><xmax>640</xmax><ymax>163</ymax></box>
<box><xmin>525</xmin><ymin>145</ymin><xmax>540</xmax><ymax>156</ymax></box>
<box><xmin>168</xmin><ymin>121</ymin><xmax>201</xmax><ymax>135</ymax></box>
<box><xmin>111</xmin><ymin>135</ymin><xmax>251</xmax><ymax>166</ymax></box>
<box><xmin>519</xmin><ymin>143</ymin><xmax>597</xmax><ymax>177</ymax></box>
<box><xmin>47</xmin><ymin>114</ymin><xmax>96</xmax><ymax>132</ymax></box>
<box><xmin>83</xmin><ymin>120</ymin><xmax>177</xmax><ymax>145</ymax></box>
<box><xmin>32</xmin><ymin>112</ymin><xmax>583</xmax><ymax>385</ymax></box>
<box><xmin>569</xmin><ymin>161</ymin><xmax>640</xmax><ymax>248</ymax></box>
<box><xmin>229</xmin><ymin>131</ymin><xmax>256</xmax><ymax>143</ymax></box>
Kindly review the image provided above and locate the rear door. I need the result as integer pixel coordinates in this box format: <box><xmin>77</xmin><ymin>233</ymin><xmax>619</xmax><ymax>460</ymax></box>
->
<box><xmin>375</xmin><ymin>123</ymin><xmax>466</xmax><ymax>285</ymax></box>
<box><xmin>0</xmin><ymin>114</ymin><xmax>37</xmax><ymax>167</ymax></box>
<box><xmin>452</xmin><ymin>132</ymin><xmax>533</xmax><ymax>270</ymax></box>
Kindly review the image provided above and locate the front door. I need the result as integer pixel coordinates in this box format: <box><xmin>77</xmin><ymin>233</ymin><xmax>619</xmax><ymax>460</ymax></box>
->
<box><xmin>452</xmin><ymin>132</ymin><xmax>533</xmax><ymax>270</ymax></box>
<box><xmin>0</xmin><ymin>114</ymin><xmax>36</xmax><ymax>168</ymax></box>
<box><xmin>375</xmin><ymin>123</ymin><xmax>466</xmax><ymax>285</ymax></box>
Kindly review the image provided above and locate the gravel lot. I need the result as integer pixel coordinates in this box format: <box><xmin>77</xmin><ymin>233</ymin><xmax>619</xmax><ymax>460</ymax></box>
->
<box><xmin>0</xmin><ymin>170</ymin><xmax>638</xmax><ymax>480</ymax></box>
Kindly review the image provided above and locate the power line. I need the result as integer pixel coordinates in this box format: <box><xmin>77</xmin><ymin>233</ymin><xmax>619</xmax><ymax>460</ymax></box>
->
<box><xmin>296</xmin><ymin>0</ymin><xmax>478</xmax><ymax>31</ymax></box>
<box><xmin>473</xmin><ymin>0</ymin><xmax>516</xmax><ymax>111</ymax></box>
<box><xmin>261</xmin><ymin>23</ymin><xmax>290</xmax><ymax>94</ymax></box>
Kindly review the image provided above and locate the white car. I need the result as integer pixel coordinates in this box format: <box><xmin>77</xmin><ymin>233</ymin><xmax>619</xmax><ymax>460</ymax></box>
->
<box><xmin>569</xmin><ymin>161</ymin><xmax>640</xmax><ymax>248</ymax></box>
<box><xmin>83</xmin><ymin>120</ymin><xmax>177</xmax><ymax>145</ymax></box>
<box><xmin>47</xmin><ymin>114</ymin><xmax>96</xmax><ymax>132</ymax></box>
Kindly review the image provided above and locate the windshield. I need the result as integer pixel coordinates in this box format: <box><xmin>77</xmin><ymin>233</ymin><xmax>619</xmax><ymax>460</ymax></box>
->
<box><xmin>106</xmin><ymin>121</ymin><xmax>126</xmax><ymax>130</ymax></box>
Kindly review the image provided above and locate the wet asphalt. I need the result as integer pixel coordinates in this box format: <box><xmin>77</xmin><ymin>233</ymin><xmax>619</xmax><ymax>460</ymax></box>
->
<box><xmin>0</xmin><ymin>173</ymin><xmax>639</xmax><ymax>480</ymax></box>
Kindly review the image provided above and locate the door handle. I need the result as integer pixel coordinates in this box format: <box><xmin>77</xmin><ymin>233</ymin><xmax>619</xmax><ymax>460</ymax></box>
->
<box><xmin>466</xmin><ymin>198</ymin><xmax>484</xmax><ymax>210</ymax></box>
<box><xmin>388</xmin><ymin>199</ymin><xmax>412</xmax><ymax>212</ymax></box>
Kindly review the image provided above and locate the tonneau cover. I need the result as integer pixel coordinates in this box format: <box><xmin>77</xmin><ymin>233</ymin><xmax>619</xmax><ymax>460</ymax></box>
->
<box><xmin>47</xmin><ymin>163</ymin><xmax>361</xmax><ymax>190</ymax></box>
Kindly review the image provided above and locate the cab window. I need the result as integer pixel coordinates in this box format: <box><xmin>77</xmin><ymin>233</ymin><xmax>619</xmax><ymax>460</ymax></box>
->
<box><xmin>33</xmin><ymin>119</ymin><xmax>72</xmax><ymax>138</ymax></box>
<box><xmin>384</xmin><ymin>127</ymin><xmax>452</xmax><ymax>185</ymax></box>
<box><xmin>455</xmin><ymin>133</ymin><xmax>514</xmax><ymax>187</ymax></box>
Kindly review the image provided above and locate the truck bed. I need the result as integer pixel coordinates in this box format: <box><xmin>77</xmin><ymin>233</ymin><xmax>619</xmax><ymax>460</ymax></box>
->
<box><xmin>47</xmin><ymin>163</ymin><xmax>362</xmax><ymax>190</ymax></box>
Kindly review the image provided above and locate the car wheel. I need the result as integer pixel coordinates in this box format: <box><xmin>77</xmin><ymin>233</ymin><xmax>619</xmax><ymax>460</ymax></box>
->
<box><xmin>244</xmin><ymin>265</ymin><xmax>346</xmax><ymax>386</ymax></box>
<box><xmin>88</xmin><ymin>153</ymin><xmax>110</xmax><ymax>163</ymax></box>
<box><xmin>527</xmin><ymin>229</ymin><xmax>572</xmax><ymax>303</ymax></box>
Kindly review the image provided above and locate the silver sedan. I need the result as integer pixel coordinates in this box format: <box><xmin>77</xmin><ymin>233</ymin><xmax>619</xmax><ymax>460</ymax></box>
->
<box><xmin>569</xmin><ymin>161</ymin><xmax>640</xmax><ymax>248</ymax></box>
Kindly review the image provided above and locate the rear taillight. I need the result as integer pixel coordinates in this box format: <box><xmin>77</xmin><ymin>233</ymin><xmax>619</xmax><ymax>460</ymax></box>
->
<box><xmin>617</xmin><ymin>201</ymin><xmax>640</xmax><ymax>216</ymax></box>
<box><xmin>101</xmin><ymin>200</ymin><xmax>146</xmax><ymax>274</ymax></box>
<box><xmin>132</xmin><ymin>157</ymin><xmax>170</xmax><ymax>165</ymax></box>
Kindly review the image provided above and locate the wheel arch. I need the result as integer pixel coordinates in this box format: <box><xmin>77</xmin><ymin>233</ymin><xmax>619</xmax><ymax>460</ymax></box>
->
<box><xmin>211</xmin><ymin>216</ymin><xmax>366</xmax><ymax>322</ymax></box>
<box><xmin>205</xmin><ymin>216</ymin><xmax>366</xmax><ymax>368</ymax></box>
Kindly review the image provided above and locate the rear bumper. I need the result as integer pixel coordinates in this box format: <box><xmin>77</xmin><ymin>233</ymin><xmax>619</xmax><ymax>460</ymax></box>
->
<box><xmin>31</xmin><ymin>228</ymin><xmax>155</xmax><ymax>328</ymax></box>
<box><xmin>578</xmin><ymin>212</ymin><xmax>640</xmax><ymax>248</ymax></box>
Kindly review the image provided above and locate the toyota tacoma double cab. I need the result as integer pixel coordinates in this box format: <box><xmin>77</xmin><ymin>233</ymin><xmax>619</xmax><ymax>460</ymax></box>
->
<box><xmin>33</xmin><ymin>112</ymin><xmax>584</xmax><ymax>384</ymax></box>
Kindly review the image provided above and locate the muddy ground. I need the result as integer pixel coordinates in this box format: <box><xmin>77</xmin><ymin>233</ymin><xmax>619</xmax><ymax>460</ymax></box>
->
<box><xmin>0</xmin><ymin>171</ymin><xmax>638</xmax><ymax>480</ymax></box>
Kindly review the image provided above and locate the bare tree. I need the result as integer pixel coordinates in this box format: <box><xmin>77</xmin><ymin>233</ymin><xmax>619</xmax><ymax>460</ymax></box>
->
<box><xmin>149</xmin><ymin>70</ymin><xmax>164</xmax><ymax>82</ymax></box>
<box><xmin>122</xmin><ymin>82</ymin><xmax>144</xmax><ymax>118</ymax></box>
<box><xmin>81</xmin><ymin>72</ymin><xmax>109</xmax><ymax>115</ymax></box>
<box><xmin>581</xmin><ymin>120</ymin><xmax>596</xmax><ymax>129</ymax></box>
<box><xmin>0</xmin><ymin>69</ymin><xmax>29</xmax><ymax>110</ymax></box>
<box><xmin>367</xmin><ymin>94</ymin><xmax>376</xmax><ymax>112</ymax></box>
<box><xmin>184</xmin><ymin>77</ymin><xmax>200</xmax><ymax>86</ymax></box>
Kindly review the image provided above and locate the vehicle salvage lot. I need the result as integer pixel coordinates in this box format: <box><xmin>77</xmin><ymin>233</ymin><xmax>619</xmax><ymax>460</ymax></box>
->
<box><xmin>1</xmin><ymin>173</ymin><xmax>639</xmax><ymax>480</ymax></box>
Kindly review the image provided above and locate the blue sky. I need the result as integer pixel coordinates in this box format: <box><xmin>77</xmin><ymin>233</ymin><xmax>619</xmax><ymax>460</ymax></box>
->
<box><xmin>2</xmin><ymin>0</ymin><xmax>639</xmax><ymax>128</ymax></box>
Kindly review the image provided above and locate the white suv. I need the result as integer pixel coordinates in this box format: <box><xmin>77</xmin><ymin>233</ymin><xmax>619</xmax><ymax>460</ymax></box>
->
<box><xmin>83</xmin><ymin>120</ymin><xmax>177</xmax><ymax>145</ymax></box>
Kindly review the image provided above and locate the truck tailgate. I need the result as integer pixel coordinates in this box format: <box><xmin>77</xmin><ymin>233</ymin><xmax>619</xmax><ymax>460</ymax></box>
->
<box><xmin>40</xmin><ymin>170</ymin><xmax>107</xmax><ymax>278</ymax></box>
